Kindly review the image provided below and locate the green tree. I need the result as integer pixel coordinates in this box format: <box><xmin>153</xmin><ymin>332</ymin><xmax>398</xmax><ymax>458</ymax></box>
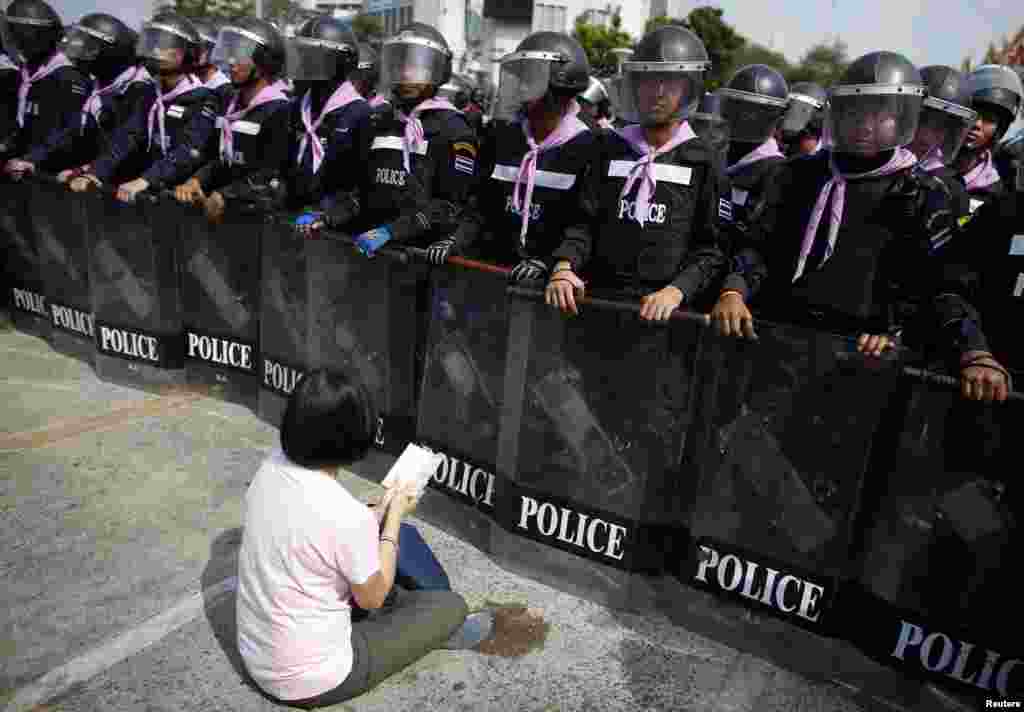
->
<box><xmin>983</xmin><ymin>40</ymin><xmax>1001</xmax><ymax>64</ymax></box>
<box><xmin>352</xmin><ymin>12</ymin><xmax>385</xmax><ymax>46</ymax></box>
<box><xmin>682</xmin><ymin>6</ymin><xmax>745</xmax><ymax>90</ymax></box>
<box><xmin>572</xmin><ymin>10</ymin><xmax>633</xmax><ymax>76</ymax></box>
<box><xmin>732</xmin><ymin>42</ymin><xmax>791</xmax><ymax>76</ymax></box>
<box><xmin>961</xmin><ymin>55</ymin><xmax>974</xmax><ymax>73</ymax></box>
<box><xmin>643</xmin><ymin>14</ymin><xmax>686</xmax><ymax>36</ymax></box>
<box><xmin>785</xmin><ymin>39</ymin><xmax>849</xmax><ymax>86</ymax></box>
<box><xmin>174</xmin><ymin>0</ymin><xmax>254</xmax><ymax>22</ymax></box>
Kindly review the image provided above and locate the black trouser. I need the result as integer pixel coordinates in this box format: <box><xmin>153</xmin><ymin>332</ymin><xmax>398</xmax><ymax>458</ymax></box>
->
<box><xmin>265</xmin><ymin>589</ymin><xmax>468</xmax><ymax>709</ymax></box>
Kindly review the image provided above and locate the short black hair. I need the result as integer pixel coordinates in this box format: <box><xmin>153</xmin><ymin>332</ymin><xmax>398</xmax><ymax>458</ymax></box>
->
<box><xmin>280</xmin><ymin>367</ymin><xmax>379</xmax><ymax>469</ymax></box>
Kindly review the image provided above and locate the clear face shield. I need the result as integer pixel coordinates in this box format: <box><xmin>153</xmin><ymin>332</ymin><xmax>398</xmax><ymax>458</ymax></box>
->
<box><xmin>826</xmin><ymin>85</ymin><xmax>924</xmax><ymax>156</ymax></box>
<box><xmin>719</xmin><ymin>88</ymin><xmax>788</xmax><ymax>143</ymax></box>
<box><xmin>780</xmin><ymin>93</ymin><xmax>824</xmax><ymax>139</ymax></box>
<box><xmin>379</xmin><ymin>36</ymin><xmax>449</xmax><ymax>102</ymax></box>
<box><xmin>211</xmin><ymin>26</ymin><xmax>270</xmax><ymax>84</ymax></box>
<box><xmin>61</xmin><ymin>24</ymin><xmax>115</xmax><ymax>65</ymax></box>
<box><xmin>494</xmin><ymin>51</ymin><xmax>557</xmax><ymax>120</ymax></box>
<box><xmin>136</xmin><ymin>24</ymin><xmax>189</xmax><ymax>74</ymax></box>
<box><xmin>4</xmin><ymin>14</ymin><xmax>60</xmax><ymax>63</ymax></box>
<box><xmin>908</xmin><ymin>98</ymin><xmax>977</xmax><ymax>165</ymax></box>
<box><xmin>618</xmin><ymin>61</ymin><xmax>707</xmax><ymax>127</ymax></box>
<box><xmin>285</xmin><ymin>36</ymin><xmax>348</xmax><ymax>82</ymax></box>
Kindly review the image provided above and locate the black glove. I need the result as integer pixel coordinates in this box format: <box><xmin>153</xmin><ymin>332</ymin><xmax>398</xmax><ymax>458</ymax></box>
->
<box><xmin>324</xmin><ymin>194</ymin><xmax>360</xmax><ymax>230</ymax></box>
<box><xmin>426</xmin><ymin>238</ymin><xmax>456</xmax><ymax>265</ymax></box>
<box><xmin>510</xmin><ymin>258</ymin><xmax>548</xmax><ymax>283</ymax></box>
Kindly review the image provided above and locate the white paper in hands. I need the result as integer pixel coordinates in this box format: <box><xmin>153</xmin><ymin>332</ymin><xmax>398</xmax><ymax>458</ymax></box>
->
<box><xmin>380</xmin><ymin>443</ymin><xmax>444</xmax><ymax>513</ymax></box>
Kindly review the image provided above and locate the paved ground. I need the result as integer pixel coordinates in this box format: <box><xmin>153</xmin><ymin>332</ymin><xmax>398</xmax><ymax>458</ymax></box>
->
<box><xmin>0</xmin><ymin>321</ymin><xmax>981</xmax><ymax>712</ymax></box>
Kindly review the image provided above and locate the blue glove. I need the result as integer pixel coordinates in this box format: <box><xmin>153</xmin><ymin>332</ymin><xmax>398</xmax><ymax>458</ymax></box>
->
<box><xmin>355</xmin><ymin>225</ymin><xmax>394</xmax><ymax>257</ymax></box>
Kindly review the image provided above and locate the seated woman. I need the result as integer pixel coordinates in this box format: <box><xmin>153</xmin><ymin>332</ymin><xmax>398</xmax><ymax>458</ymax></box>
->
<box><xmin>236</xmin><ymin>367</ymin><xmax>468</xmax><ymax>708</ymax></box>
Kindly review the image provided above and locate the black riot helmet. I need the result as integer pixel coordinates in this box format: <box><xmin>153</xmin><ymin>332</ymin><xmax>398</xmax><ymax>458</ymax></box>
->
<box><xmin>579</xmin><ymin>76</ymin><xmax>608</xmax><ymax>106</ymax></box>
<box><xmin>719</xmin><ymin>64</ymin><xmax>789</xmax><ymax>143</ymax></box>
<box><xmin>619</xmin><ymin>25</ymin><xmax>710</xmax><ymax>127</ymax></box>
<box><xmin>781</xmin><ymin>81</ymin><xmax>827</xmax><ymax>143</ymax></box>
<box><xmin>495</xmin><ymin>31</ymin><xmax>590</xmax><ymax>119</ymax></box>
<box><xmin>3</xmin><ymin>0</ymin><xmax>63</xmax><ymax>65</ymax></box>
<box><xmin>351</xmin><ymin>42</ymin><xmax>379</xmax><ymax>88</ymax></box>
<box><xmin>191</xmin><ymin>18</ymin><xmax>218</xmax><ymax>66</ymax></box>
<box><xmin>691</xmin><ymin>90</ymin><xmax>729</xmax><ymax>163</ymax></box>
<box><xmin>210</xmin><ymin>18</ymin><xmax>287</xmax><ymax>86</ymax></box>
<box><xmin>967</xmin><ymin>64</ymin><xmax>1023</xmax><ymax>141</ymax></box>
<box><xmin>286</xmin><ymin>15</ymin><xmax>358</xmax><ymax>84</ymax></box>
<box><xmin>438</xmin><ymin>74</ymin><xmax>472</xmax><ymax>109</ymax></box>
<box><xmin>826</xmin><ymin>51</ymin><xmax>924</xmax><ymax>156</ymax></box>
<box><xmin>907</xmin><ymin>66</ymin><xmax>978</xmax><ymax>165</ymax></box>
<box><xmin>380</xmin><ymin>22</ymin><xmax>452</xmax><ymax>104</ymax></box>
<box><xmin>136</xmin><ymin>13</ymin><xmax>201</xmax><ymax>76</ymax></box>
<box><xmin>62</xmin><ymin>14</ymin><xmax>137</xmax><ymax>82</ymax></box>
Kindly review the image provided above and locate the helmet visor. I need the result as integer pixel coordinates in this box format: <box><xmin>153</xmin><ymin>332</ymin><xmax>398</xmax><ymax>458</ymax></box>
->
<box><xmin>719</xmin><ymin>88</ymin><xmax>787</xmax><ymax>143</ymax></box>
<box><xmin>136</xmin><ymin>25</ymin><xmax>189</xmax><ymax>65</ymax></box>
<box><xmin>495</xmin><ymin>53</ymin><xmax>554</xmax><ymax>119</ymax></box>
<box><xmin>5</xmin><ymin>15</ymin><xmax>59</xmax><ymax>60</ymax></box>
<box><xmin>691</xmin><ymin>112</ymin><xmax>730</xmax><ymax>156</ymax></box>
<box><xmin>61</xmin><ymin>25</ymin><xmax>113</xmax><ymax>63</ymax></box>
<box><xmin>210</xmin><ymin>27</ymin><xmax>264</xmax><ymax>67</ymax></box>
<box><xmin>284</xmin><ymin>36</ymin><xmax>343</xmax><ymax>81</ymax></box>
<box><xmin>826</xmin><ymin>88</ymin><xmax>924</xmax><ymax>155</ymax></box>
<box><xmin>908</xmin><ymin>102</ymin><xmax>976</xmax><ymax>165</ymax></box>
<box><xmin>618</xmin><ymin>62</ymin><xmax>706</xmax><ymax>125</ymax></box>
<box><xmin>780</xmin><ymin>96</ymin><xmax>822</xmax><ymax>136</ymax></box>
<box><xmin>379</xmin><ymin>39</ymin><xmax>448</xmax><ymax>91</ymax></box>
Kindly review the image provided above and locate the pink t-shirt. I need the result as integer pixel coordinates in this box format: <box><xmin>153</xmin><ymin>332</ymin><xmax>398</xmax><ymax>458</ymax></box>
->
<box><xmin>236</xmin><ymin>447</ymin><xmax>381</xmax><ymax>701</ymax></box>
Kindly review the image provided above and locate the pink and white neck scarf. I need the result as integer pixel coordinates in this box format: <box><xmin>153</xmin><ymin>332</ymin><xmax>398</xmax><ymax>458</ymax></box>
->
<box><xmin>82</xmin><ymin>65</ymin><xmax>153</xmax><ymax>133</ymax></box>
<box><xmin>510</xmin><ymin>100</ymin><xmax>589</xmax><ymax>244</ymax></box>
<box><xmin>614</xmin><ymin>121</ymin><xmax>698</xmax><ymax>228</ymax></box>
<box><xmin>18</xmin><ymin>51</ymin><xmax>72</xmax><ymax>127</ymax></box>
<box><xmin>369</xmin><ymin>95</ymin><xmax>389</xmax><ymax>108</ymax></box>
<box><xmin>916</xmin><ymin>145</ymin><xmax>946</xmax><ymax>173</ymax></box>
<box><xmin>220</xmin><ymin>84</ymin><xmax>288</xmax><ymax>164</ymax></box>
<box><xmin>727</xmin><ymin>137</ymin><xmax>785</xmax><ymax>176</ymax></box>
<box><xmin>298</xmin><ymin>81</ymin><xmax>364</xmax><ymax>174</ymax></box>
<box><xmin>148</xmin><ymin>74</ymin><xmax>200</xmax><ymax>153</ymax></box>
<box><xmin>962</xmin><ymin>149</ymin><xmax>1001</xmax><ymax>191</ymax></box>
<box><xmin>396</xmin><ymin>97</ymin><xmax>460</xmax><ymax>173</ymax></box>
<box><xmin>793</xmin><ymin>147</ymin><xmax>918</xmax><ymax>282</ymax></box>
<box><xmin>597</xmin><ymin>117</ymin><xmax>613</xmax><ymax>130</ymax></box>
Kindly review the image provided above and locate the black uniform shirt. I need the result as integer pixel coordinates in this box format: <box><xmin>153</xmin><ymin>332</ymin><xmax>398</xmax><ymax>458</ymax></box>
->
<box><xmin>12</xmin><ymin>60</ymin><xmax>92</xmax><ymax>162</ymax></box>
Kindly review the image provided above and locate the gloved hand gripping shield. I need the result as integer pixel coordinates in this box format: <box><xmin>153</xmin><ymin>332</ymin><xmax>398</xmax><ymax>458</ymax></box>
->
<box><xmin>825</xmin><ymin>84</ymin><xmax>925</xmax><ymax>155</ymax></box>
<box><xmin>617</xmin><ymin>60</ymin><xmax>709</xmax><ymax>126</ymax></box>
<box><xmin>493</xmin><ymin>50</ymin><xmax>560</xmax><ymax>120</ymax></box>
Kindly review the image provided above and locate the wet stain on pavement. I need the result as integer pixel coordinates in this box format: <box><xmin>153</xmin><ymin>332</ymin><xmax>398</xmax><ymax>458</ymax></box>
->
<box><xmin>475</xmin><ymin>605</ymin><xmax>550</xmax><ymax>658</ymax></box>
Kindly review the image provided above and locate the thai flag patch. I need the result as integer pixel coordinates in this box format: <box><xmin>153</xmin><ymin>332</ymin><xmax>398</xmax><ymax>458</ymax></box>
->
<box><xmin>718</xmin><ymin>197</ymin><xmax>733</xmax><ymax>221</ymax></box>
<box><xmin>454</xmin><ymin>155</ymin><xmax>475</xmax><ymax>175</ymax></box>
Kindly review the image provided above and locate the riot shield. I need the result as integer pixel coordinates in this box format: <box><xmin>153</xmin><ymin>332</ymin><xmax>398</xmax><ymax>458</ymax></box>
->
<box><xmin>257</xmin><ymin>216</ymin><xmax>309</xmax><ymax>427</ymax></box>
<box><xmin>679</xmin><ymin>322</ymin><xmax>902</xmax><ymax>635</ymax></box>
<box><xmin>88</xmin><ymin>193</ymin><xmax>186</xmax><ymax>391</ymax></box>
<box><xmin>305</xmin><ymin>231</ymin><xmax>427</xmax><ymax>480</ymax></box>
<box><xmin>180</xmin><ymin>204</ymin><xmax>264</xmax><ymax>411</ymax></box>
<box><xmin>31</xmin><ymin>178</ymin><xmax>95</xmax><ymax>364</ymax></box>
<box><xmin>848</xmin><ymin>373</ymin><xmax>1024</xmax><ymax>701</ymax></box>
<box><xmin>412</xmin><ymin>262</ymin><xmax>511</xmax><ymax>554</ymax></box>
<box><xmin>1</xmin><ymin>178</ymin><xmax>50</xmax><ymax>339</ymax></box>
<box><xmin>491</xmin><ymin>288</ymin><xmax>702</xmax><ymax>612</ymax></box>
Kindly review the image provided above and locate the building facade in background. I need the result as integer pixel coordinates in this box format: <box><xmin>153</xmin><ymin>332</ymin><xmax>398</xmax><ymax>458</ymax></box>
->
<box><xmin>649</xmin><ymin>0</ymin><xmax>688</xmax><ymax>20</ymax></box>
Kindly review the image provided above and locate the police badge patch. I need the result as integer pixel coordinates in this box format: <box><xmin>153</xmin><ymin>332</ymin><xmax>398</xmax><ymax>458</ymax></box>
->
<box><xmin>718</xmin><ymin>198</ymin><xmax>734</xmax><ymax>221</ymax></box>
<box><xmin>453</xmin><ymin>142</ymin><xmax>477</xmax><ymax>176</ymax></box>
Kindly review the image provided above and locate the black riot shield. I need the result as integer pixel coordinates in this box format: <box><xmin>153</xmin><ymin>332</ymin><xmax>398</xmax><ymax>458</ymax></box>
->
<box><xmin>257</xmin><ymin>216</ymin><xmax>309</xmax><ymax>427</ymax></box>
<box><xmin>88</xmin><ymin>193</ymin><xmax>186</xmax><ymax>391</ymax></box>
<box><xmin>305</xmin><ymin>231</ymin><xmax>427</xmax><ymax>478</ymax></box>
<box><xmin>491</xmin><ymin>288</ymin><xmax>702</xmax><ymax>612</ymax></box>
<box><xmin>846</xmin><ymin>372</ymin><xmax>1024</xmax><ymax>702</ymax></box>
<box><xmin>1</xmin><ymin>178</ymin><xmax>50</xmax><ymax>339</ymax></box>
<box><xmin>678</xmin><ymin>322</ymin><xmax>902</xmax><ymax>635</ymax></box>
<box><xmin>180</xmin><ymin>204</ymin><xmax>264</xmax><ymax>411</ymax></box>
<box><xmin>412</xmin><ymin>262</ymin><xmax>511</xmax><ymax>554</ymax></box>
<box><xmin>31</xmin><ymin>178</ymin><xmax>95</xmax><ymax>364</ymax></box>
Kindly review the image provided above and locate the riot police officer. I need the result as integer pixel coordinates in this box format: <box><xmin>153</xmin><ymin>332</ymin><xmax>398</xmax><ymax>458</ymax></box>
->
<box><xmin>955</xmin><ymin>64</ymin><xmax>1023</xmax><ymax>209</ymax></box>
<box><xmin>175</xmin><ymin>18</ymin><xmax>291</xmax><ymax>223</ymax></box>
<box><xmin>426</xmin><ymin>31</ymin><xmax>595</xmax><ymax>275</ymax></box>
<box><xmin>23</xmin><ymin>14</ymin><xmax>155</xmax><ymax>184</ymax></box>
<box><xmin>0</xmin><ymin>14</ymin><xmax>19</xmax><ymax>159</ymax></box>
<box><xmin>317</xmin><ymin>22</ymin><xmax>478</xmax><ymax>256</ymax></box>
<box><xmin>192</xmin><ymin>18</ymin><xmax>233</xmax><ymax>111</ymax></box>
<box><xmin>711</xmin><ymin>51</ymin><xmax>1006</xmax><ymax>401</ymax></box>
<box><xmin>779</xmin><ymin>81</ymin><xmax>827</xmax><ymax>157</ymax></box>
<box><xmin>1</xmin><ymin>0</ymin><xmax>91</xmax><ymax>179</ymax></box>
<box><xmin>283</xmin><ymin>16</ymin><xmax>370</xmax><ymax>217</ymax></box>
<box><xmin>718</xmin><ymin>64</ymin><xmax>789</xmax><ymax>262</ymax></box>
<box><xmin>577</xmin><ymin>76</ymin><xmax>608</xmax><ymax>130</ymax></box>
<box><xmin>68</xmin><ymin>12</ymin><xmax>218</xmax><ymax>203</ymax></box>
<box><xmin>690</xmin><ymin>89</ymin><xmax>728</xmax><ymax>166</ymax></box>
<box><xmin>350</xmin><ymin>42</ymin><xmax>378</xmax><ymax>100</ymax></box>
<box><xmin>546</xmin><ymin>25</ymin><xmax>731</xmax><ymax>321</ymax></box>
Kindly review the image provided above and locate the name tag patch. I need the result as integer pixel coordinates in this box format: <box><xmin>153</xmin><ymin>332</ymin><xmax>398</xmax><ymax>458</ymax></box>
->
<box><xmin>166</xmin><ymin>104</ymin><xmax>185</xmax><ymax>119</ymax></box>
<box><xmin>608</xmin><ymin>160</ymin><xmax>692</xmax><ymax>186</ymax></box>
<box><xmin>372</xmin><ymin>135</ymin><xmax>427</xmax><ymax>155</ymax></box>
<box><xmin>491</xmin><ymin>164</ymin><xmax>576</xmax><ymax>190</ymax></box>
<box><xmin>232</xmin><ymin>120</ymin><xmax>261</xmax><ymax>136</ymax></box>
<box><xmin>1010</xmin><ymin>235</ymin><xmax>1024</xmax><ymax>256</ymax></box>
